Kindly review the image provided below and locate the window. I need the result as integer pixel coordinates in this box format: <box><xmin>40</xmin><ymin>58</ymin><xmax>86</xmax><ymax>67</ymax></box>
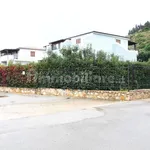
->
<box><xmin>76</xmin><ymin>38</ymin><xmax>81</xmax><ymax>44</ymax></box>
<box><xmin>116</xmin><ymin>39</ymin><xmax>121</xmax><ymax>44</ymax></box>
<box><xmin>30</xmin><ymin>51</ymin><xmax>35</xmax><ymax>57</ymax></box>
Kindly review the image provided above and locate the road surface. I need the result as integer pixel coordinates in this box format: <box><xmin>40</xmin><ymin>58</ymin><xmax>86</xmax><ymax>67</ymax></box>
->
<box><xmin>0</xmin><ymin>96</ymin><xmax>150</xmax><ymax>150</ymax></box>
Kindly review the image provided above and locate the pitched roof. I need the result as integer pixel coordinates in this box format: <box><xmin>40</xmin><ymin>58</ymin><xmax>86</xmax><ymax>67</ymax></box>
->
<box><xmin>18</xmin><ymin>47</ymin><xmax>45</xmax><ymax>51</ymax></box>
<box><xmin>49</xmin><ymin>31</ymin><xmax>129</xmax><ymax>44</ymax></box>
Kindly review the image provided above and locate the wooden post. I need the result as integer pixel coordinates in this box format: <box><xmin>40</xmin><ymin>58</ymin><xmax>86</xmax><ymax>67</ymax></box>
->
<box><xmin>134</xmin><ymin>44</ymin><xmax>136</xmax><ymax>50</ymax></box>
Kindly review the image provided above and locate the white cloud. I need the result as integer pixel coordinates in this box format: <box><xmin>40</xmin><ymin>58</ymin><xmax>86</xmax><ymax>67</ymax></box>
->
<box><xmin>0</xmin><ymin>0</ymin><xmax>149</xmax><ymax>49</ymax></box>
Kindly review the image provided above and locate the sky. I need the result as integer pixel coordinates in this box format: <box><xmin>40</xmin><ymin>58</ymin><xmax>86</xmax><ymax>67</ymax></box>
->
<box><xmin>0</xmin><ymin>0</ymin><xmax>149</xmax><ymax>49</ymax></box>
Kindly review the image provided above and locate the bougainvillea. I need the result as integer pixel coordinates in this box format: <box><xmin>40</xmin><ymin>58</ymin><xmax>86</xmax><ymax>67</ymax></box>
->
<box><xmin>0</xmin><ymin>65</ymin><xmax>36</xmax><ymax>88</ymax></box>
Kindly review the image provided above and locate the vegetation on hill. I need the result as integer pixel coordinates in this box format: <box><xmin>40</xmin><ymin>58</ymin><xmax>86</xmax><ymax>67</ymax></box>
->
<box><xmin>128</xmin><ymin>21</ymin><xmax>150</xmax><ymax>35</ymax></box>
<box><xmin>128</xmin><ymin>21</ymin><xmax>150</xmax><ymax>62</ymax></box>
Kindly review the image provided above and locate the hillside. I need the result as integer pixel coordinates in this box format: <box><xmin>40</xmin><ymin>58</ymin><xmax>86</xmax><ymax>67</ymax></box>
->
<box><xmin>130</xmin><ymin>30</ymin><xmax>150</xmax><ymax>52</ymax></box>
<box><xmin>128</xmin><ymin>21</ymin><xmax>150</xmax><ymax>62</ymax></box>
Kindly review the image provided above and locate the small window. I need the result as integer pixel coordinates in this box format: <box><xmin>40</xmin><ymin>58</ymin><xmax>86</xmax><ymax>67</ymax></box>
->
<box><xmin>76</xmin><ymin>38</ymin><xmax>81</xmax><ymax>44</ymax></box>
<box><xmin>30</xmin><ymin>51</ymin><xmax>35</xmax><ymax>57</ymax></box>
<box><xmin>116</xmin><ymin>39</ymin><xmax>121</xmax><ymax>44</ymax></box>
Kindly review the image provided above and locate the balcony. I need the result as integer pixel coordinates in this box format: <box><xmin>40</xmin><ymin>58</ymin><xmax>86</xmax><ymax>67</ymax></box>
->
<box><xmin>0</xmin><ymin>54</ymin><xmax>18</xmax><ymax>65</ymax></box>
<box><xmin>0</xmin><ymin>48</ymin><xmax>19</xmax><ymax>64</ymax></box>
<box><xmin>0</xmin><ymin>55</ymin><xmax>14</xmax><ymax>62</ymax></box>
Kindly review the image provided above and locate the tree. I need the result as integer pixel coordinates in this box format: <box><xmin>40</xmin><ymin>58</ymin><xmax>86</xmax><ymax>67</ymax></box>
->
<box><xmin>128</xmin><ymin>21</ymin><xmax>150</xmax><ymax>35</ymax></box>
<box><xmin>144</xmin><ymin>21</ymin><xmax>150</xmax><ymax>28</ymax></box>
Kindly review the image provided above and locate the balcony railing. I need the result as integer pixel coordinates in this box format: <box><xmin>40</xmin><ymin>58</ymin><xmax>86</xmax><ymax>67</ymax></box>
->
<box><xmin>0</xmin><ymin>54</ymin><xmax>18</xmax><ymax>62</ymax></box>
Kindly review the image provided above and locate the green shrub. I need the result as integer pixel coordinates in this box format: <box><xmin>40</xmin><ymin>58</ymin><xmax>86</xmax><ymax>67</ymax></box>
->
<box><xmin>144</xmin><ymin>43</ymin><xmax>150</xmax><ymax>51</ymax></box>
<box><xmin>0</xmin><ymin>47</ymin><xmax>150</xmax><ymax>91</ymax></box>
<box><xmin>137</xmin><ymin>51</ymin><xmax>150</xmax><ymax>62</ymax></box>
<box><xmin>35</xmin><ymin>47</ymin><xmax>150</xmax><ymax>90</ymax></box>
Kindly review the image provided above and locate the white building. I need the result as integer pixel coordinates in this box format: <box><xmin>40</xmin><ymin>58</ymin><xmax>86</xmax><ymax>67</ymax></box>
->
<box><xmin>0</xmin><ymin>47</ymin><xmax>47</xmax><ymax>65</ymax></box>
<box><xmin>45</xmin><ymin>31</ymin><xmax>138</xmax><ymax>61</ymax></box>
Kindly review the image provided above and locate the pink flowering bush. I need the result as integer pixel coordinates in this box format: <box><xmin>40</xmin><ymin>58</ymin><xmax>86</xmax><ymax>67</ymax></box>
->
<box><xmin>0</xmin><ymin>65</ymin><xmax>36</xmax><ymax>87</ymax></box>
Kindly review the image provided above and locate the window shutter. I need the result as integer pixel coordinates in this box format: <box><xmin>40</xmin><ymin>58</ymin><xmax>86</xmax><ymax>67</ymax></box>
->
<box><xmin>30</xmin><ymin>51</ymin><xmax>35</xmax><ymax>57</ymax></box>
<box><xmin>76</xmin><ymin>38</ymin><xmax>81</xmax><ymax>44</ymax></box>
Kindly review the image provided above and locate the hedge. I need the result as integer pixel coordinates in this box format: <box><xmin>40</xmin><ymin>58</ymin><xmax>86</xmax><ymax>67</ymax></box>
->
<box><xmin>0</xmin><ymin>48</ymin><xmax>150</xmax><ymax>91</ymax></box>
<box><xmin>0</xmin><ymin>63</ymin><xmax>149</xmax><ymax>91</ymax></box>
<box><xmin>36</xmin><ymin>63</ymin><xmax>150</xmax><ymax>90</ymax></box>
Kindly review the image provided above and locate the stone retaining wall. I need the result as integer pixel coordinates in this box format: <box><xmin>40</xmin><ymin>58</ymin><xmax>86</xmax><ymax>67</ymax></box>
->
<box><xmin>0</xmin><ymin>87</ymin><xmax>149</xmax><ymax>101</ymax></box>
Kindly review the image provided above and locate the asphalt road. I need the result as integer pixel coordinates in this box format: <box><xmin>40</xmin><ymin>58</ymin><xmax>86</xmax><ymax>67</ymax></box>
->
<box><xmin>0</xmin><ymin>99</ymin><xmax>150</xmax><ymax>150</ymax></box>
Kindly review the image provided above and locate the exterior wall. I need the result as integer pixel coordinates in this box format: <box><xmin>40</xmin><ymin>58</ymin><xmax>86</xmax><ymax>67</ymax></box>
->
<box><xmin>112</xmin><ymin>44</ymin><xmax>138</xmax><ymax>61</ymax></box>
<box><xmin>91</xmin><ymin>33</ymin><xmax>129</xmax><ymax>53</ymax></box>
<box><xmin>17</xmin><ymin>49</ymin><xmax>47</xmax><ymax>63</ymax></box>
<box><xmin>0</xmin><ymin>87</ymin><xmax>149</xmax><ymax>101</ymax></box>
<box><xmin>47</xmin><ymin>33</ymin><xmax>129</xmax><ymax>52</ymax></box>
<box><xmin>62</xmin><ymin>33</ymin><xmax>94</xmax><ymax>48</ymax></box>
<box><xmin>83</xmin><ymin>34</ymin><xmax>137</xmax><ymax>61</ymax></box>
<box><xmin>47</xmin><ymin>33</ymin><xmax>94</xmax><ymax>53</ymax></box>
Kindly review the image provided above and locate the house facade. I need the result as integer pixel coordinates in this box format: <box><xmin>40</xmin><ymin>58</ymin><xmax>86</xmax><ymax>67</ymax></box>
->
<box><xmin>45</xmin><ymin>31</ymin><xmax>138</xmax><ymax>61</ymax></box>
<box><xmin>0</xmin><ymin>47</ymin><xmax>47</xmax><ymax>65</ymax></box>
